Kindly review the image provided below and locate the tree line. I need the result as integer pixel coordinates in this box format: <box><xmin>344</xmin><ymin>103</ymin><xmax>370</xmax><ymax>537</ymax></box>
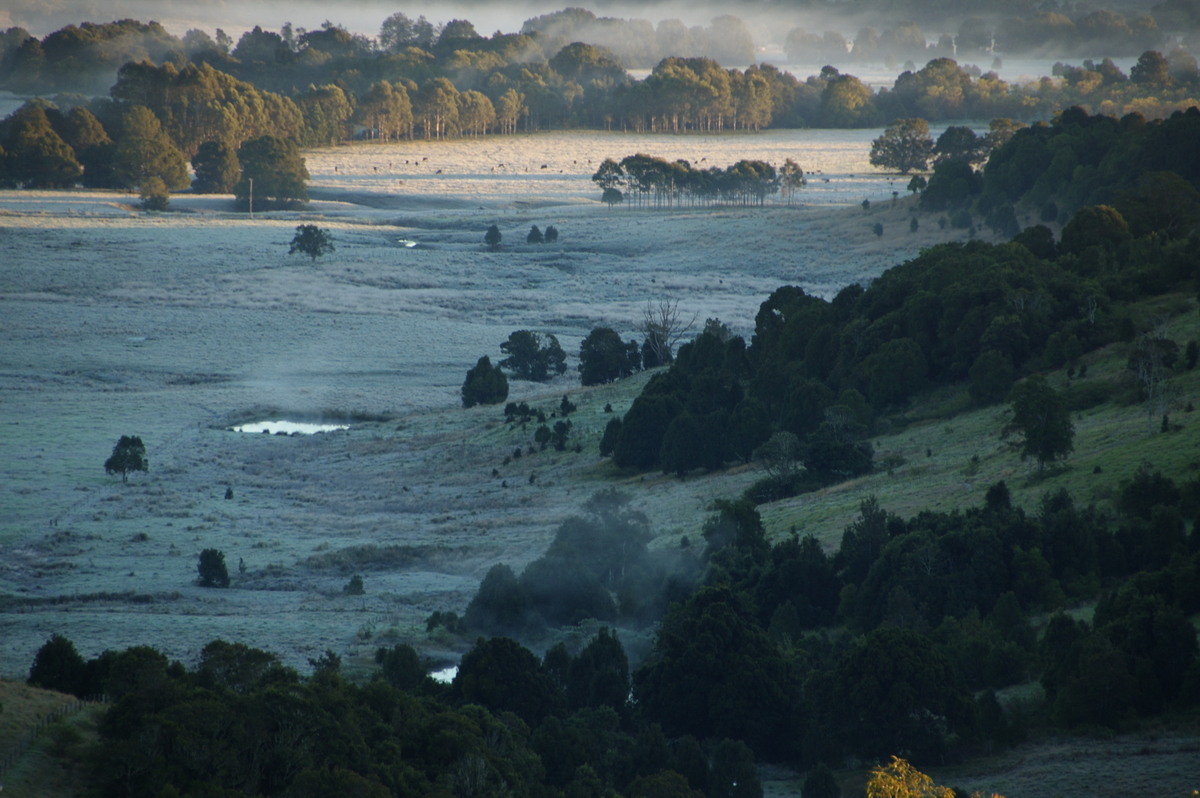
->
<box><xmin>2</xmin><ymin>12</ymin><xmax>1199</xmax><ymax>155</ymax></box>
<box><xmin>28</xmin><ymin>465</ymin><xmax>1196</xmax><ymax>795</ymax></box>
<box><xmin>591</xmin><ymin>155</ymin><xmax>806</xmax><ymax>208</ymax></box>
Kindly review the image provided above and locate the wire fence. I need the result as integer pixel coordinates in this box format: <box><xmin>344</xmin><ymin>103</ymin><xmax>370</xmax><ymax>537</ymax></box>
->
<box><xmin>0</xmin><ymin>695</ymin><xmax>106</xmax><ymax>779</ymax></box>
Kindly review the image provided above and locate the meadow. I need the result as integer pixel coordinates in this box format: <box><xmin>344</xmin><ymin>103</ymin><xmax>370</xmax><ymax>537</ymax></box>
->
<box><xmin>3</xmin><ymin>127</ymin><xmax>1199</xmax><ymax>798</ymax></box>
<box><xmin>1</xmin><ymin>127</ymin><xmax>983</xmax><ymax>677</ymax></box>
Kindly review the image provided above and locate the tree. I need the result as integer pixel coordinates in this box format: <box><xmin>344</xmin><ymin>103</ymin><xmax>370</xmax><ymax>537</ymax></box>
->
<box><xmin>235</xmin><ymin>135</ymin><xmax>308</xmax><ymax>211</ymax></box>
<box><xmin>579</xmin><ymin>327</ymin><xmax>637</xmax><ymax>386</ymax></box>
<box><xmin>113</xmin><ymin>105</ymin><xmax>188</xmax><ymax>190</ymax></box>
<box><xmin>545</xmin><ymin>225</ymin><xmax>559</xmax><ymax>242</ymax></box>
<box><xmin>104</xmin><ymin>435</ymin><xmax>147</xmax><ymax>482</ymax></box>
<box><xmin>197</xmin><ymin>548</ymin><xmax>230</xmax><ymax>587</ymax></box>
<box><xmin>866</xmin><ymin>757</ymin><xmax>953</xmax><ymax>798</ymax></box>
<box><xmin>1005</xmin><ymin>375</ymin><xmax>1074</xmax><ymax>469</ymax></box>
<box><xmin>485</xmin><ymin>224</ymin><xmax>502</xmax><ymax>249</ymax></box>
<box><xmin>289</xmin><ymin>224</ymin><xmax>334</xmax><ymax>261</ymax></box>
<box><xmin>869</xmin><ymin>118</ymin><xmax>933</xmax><ymax>174</ymax></box>
<box><xmin>933</xmin><ymin>125</ymin><xmax>984</xmax><ymax>166</ymax></box>
<box><xmin>780</xmin><ymin>158</ymin><xmax>806</xmax><ymax>205</ymax></box>
<box><xmin>28</xmin><ymin>634</ymin><xmax>87</xmax><ymax>696</ymax></box>
<box><xmin>641</xmin><ymin>299</ymin><xmax>696</xmax><ymax>367</ymax></box>
<box><xmin>139</xmin><ymin>175</ymin><xmax>169</xmax><ymax>211</ymax></box>
<box><xmin>1130</xmin><ymin>50</ymin><xmax>1170</xmax><ymax>86</ymax></box>
<box><xmin>1</xmin><ymin>104</ymin><xmax>82</xmax><ymax>188</ymax></box>
<box><xmin>191</xmin><ymin>139</ymin><xmax>239</xmax><ymax>193</ymax></box>
<box><xmin>527</xmin><ymin>225</ymin><xmax>545</xmax><ymax>244</ymax></box>
<box><xmin>499</xmin><ymin>330</ymin><xmax>567</xmax><ymax>381</ymax></box>
<box><xmin>462</xmin><ymin>355</ymin><xmax>508</xmax><ymax>408</ymax></box>
<box><xmin>802</xmin><ymin>763</ymin><xmax>841</xmax><ymax>798</ymax></box>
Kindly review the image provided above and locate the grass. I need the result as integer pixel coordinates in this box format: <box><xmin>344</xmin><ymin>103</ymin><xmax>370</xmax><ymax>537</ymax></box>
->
<box><xmin>0</xmin><ymin>680</ymin><xmax>101</xmax><ymax>797</ymax></box>
<box><xmin>755</xmin><ymin>293</ymin><xmax>1200</xmax><ymax>549</ymax></box>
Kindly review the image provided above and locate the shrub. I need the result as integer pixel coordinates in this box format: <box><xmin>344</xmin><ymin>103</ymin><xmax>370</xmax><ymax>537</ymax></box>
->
<box><xmin>461</xmin><ymin>355</ymin><xmax>508</xmax><ymax>408</ymax></box>
<box><xmin>139</xmin><ymin>176</ymin><xmax>169</xmax><ymax>210</ymax></box>
<box><xmin>344</xmin><ymin>574</ymin><xmax>365</xmax><ymax>595</ymax></box>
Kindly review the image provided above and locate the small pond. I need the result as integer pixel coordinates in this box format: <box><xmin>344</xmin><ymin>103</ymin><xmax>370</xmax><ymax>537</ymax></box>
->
<box><xmin>229</xmin><ymin>420</ymin><xmax>349</xmax><ymax>435</ymax></box>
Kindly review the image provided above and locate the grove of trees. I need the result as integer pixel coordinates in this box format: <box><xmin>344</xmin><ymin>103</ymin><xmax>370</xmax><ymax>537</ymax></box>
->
<box><xmin>3</xmin><ymin>10</ymin><xmax>1200</xmax><ymax>194</ymax></box>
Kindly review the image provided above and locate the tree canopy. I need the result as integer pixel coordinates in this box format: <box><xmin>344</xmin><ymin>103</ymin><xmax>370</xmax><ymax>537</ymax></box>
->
<box><xmin>104</xmin><ymin>435</ymin><xmax>147</xmax><ymax>481</ymax></box>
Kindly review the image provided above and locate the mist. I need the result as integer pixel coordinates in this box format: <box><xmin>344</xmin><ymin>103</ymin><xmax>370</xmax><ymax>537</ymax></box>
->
<box><xmin>3</xmin><ymin>0</ymin><xmax>757</xmax><ymax>41</ymax></box>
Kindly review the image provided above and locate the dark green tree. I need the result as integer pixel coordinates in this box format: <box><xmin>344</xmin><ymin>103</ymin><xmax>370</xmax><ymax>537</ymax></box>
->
<box><xmin>802</xmin><ymin>763</ymin><xmax>840</xmax><ymax>798</ymax></box>
<box><xmin>464</xmin><ymin>563</ymin><xmax>529</xmax><ymax>633</ymax></box>
<box><xmin>613</xmin><ymin>394</ymin><xmax>682</xmax><ymax>470</ymax></box>
<box><xmin>579</xmin><ymin>327</ymin><xmax>635</xmax><ymax>386</ymax></box>
<box><xmin>461</xmin><ymin>355</ymin><xmax>509</xmax><ymax>408</ymax></box>
<box><xmin>1</xmin><ymin>104</ymin><xmax>82</xmax><ymax>188</ymax></box>
<box><xmin>113</xmin><ymin>105</ymin><xmax>188</xmax><ymax>190</ymax></box>
<box><xmin>454</xmin><ymin>636</ymin><xmax>564</xmax><ymax>725</ymax></box>
<box><xmin>235</xmin><ymin>135</ymin><xmax>308</xmax><ymax>211</ymax></box>
<box><xmin>869</xmin><ymin>117</ymin><xmax>933</xmax><ymax>174</ymax></box>
<box><xmin>197</xmin><ymin>548</ymin><xmax>230</xmax><ymax>587</ymax></box>
<box><xmin>527</xmin><ymin>224</ymin><xmax>545</xmax><ymax>244</ymax></box>
<box><xmin>633</xmin><ymin>586</ymin><xmax>794</xmax><ymax>759</ymax></box>
<box><xmin>485</xmin><ymin>224</ymin><xmax>503</xmax><ymax>249</ymax></box>
<box><xmin>1005</xmin><ymin>375</ymin><xmax>1074</xmax><ymax>469</ymax></box>
<box><xmin>191</xmin><ymin>139</ymin><xmax>240</xmax><ymax>193</ymax></box>
<box><xmin>28</xmin><ymin>634</ymin><xmax>87</xmax><ymax>696</ymax></box>
<box><xmin>104</xmin><ymin>435</ymin><xmax>147</xmax><ymax>482</ymax></box>
<box><xmin>499</xmin><ymin>330</ymin><xmax>567</xmax><ymax>381</ymax></box>
<box><xmin>289</xmin><ymin>224</ymin><xmax>334</xmax><ymax>261</ymax></box>
<box><xmin>968</xmin><ymin>350</ymin><xmax>1016</xmax><ymax>405</ymax></box>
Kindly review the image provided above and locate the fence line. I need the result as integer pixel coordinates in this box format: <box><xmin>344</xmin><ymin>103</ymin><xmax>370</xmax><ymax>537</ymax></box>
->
<box><xmin>0</xmin><ymin>695</ymin><xmax>106</xmax><ymax>778</ymax></box>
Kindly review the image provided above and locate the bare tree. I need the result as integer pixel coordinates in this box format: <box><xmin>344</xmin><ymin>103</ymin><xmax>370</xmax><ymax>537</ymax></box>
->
<box><xmin>640</xmin><ymin>298</ymin><xmax>696</xmax><ymax>366</ymax></box>
<box><xmin>1130</xmin><ymin>319</ymin><xmax>1177</xmax><ymax>434</ymax></box>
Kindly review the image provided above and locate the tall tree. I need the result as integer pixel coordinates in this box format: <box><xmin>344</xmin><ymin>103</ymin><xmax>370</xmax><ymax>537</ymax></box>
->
<box><xmin>235</xmin><ymin>135</ymin><xmax>308</xmax><ymax>210</ymax></box>
<box><xmin>191</xmin><ymin>139</ymin><xmax>239</xmax><ymax>193</ymax></box>
<box><xmin>1</xmin><ymin>104</ymin><xmax>82</xmax><ymax>188</ymax></box>
<box><xmin>113</xmin><ymin>105</ymin><xmax>188</xmax><ymax>190</ymax></box>
<box><xmin>1005</xmin><ymin>375</ymin><xmax>1074</xmax><ymax>469</ymax></box>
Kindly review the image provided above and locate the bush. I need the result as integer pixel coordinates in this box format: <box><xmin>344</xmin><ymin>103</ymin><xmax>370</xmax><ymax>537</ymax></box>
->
<box><xmin>461</xmin><ymin>355</ymin><xmax>508</xmax><ymax>408</ymax></box>
<box><xmin>139</xmin><ymin>176</ymin><xmax>169</xmax><ymax>210</ymax></box>
<box><xmin>344</xmin><ymin>574</ymin><xmax>365</xmax><ymax>595</ymax></box>
<box><xmin>198</xmin><ymin>548</ymin><xmax>230</xmax><ymax>588</ymax></box>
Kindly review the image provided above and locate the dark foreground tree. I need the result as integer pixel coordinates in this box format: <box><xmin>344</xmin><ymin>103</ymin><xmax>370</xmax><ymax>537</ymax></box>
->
<box><xmin>28</xmin><ymin>634</ymin><xmax>87</xmax><ymax>696</ymax></box>
<box><xmin>197</xmin><ymin>548</ymin><xmax>230</xmax><ymax>587</ymax></box>
<box><xmin>462</xmin><ymin>355</ymin><xmax>509</xmax><ymax>407</ymax></box>
<box><xmin>289</xmin><ymin>224</ymin><xmax>334</xmax><ymax>261</ymax></box>
<box><xmin>869</xmin><ymin>117</ymin><xmax>933</xmax><ymax>174</ymax></box>
<box><xmin>1005</xmin><ymin>375</ymin><xmax>1074</xmax><ymax>469</ymax></box>
<box><xmin>104</xmin><ymin>435</ymin><xmax>147</xmax><ymax>482</ymax></box>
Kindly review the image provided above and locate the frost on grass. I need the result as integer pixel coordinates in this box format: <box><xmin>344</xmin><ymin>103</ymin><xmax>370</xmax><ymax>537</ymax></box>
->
<box><xmin>0</xmin><ymin>129</ymin><xmax>984</xmax><ymax>675</ymax></box>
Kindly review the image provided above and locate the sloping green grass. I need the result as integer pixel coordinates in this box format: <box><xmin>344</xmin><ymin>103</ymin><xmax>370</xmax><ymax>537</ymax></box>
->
<box><xmin>757</xmin><ymin>292</ymin><xmax>1200</xmax><ymax>547</ymax></box>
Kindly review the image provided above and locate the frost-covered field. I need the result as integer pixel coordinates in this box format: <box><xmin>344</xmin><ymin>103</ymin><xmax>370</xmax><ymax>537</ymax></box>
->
<box><xmin>0</xmin><ymin>129</ymin><xmax>979</xmax><ymax>676</ymax></box>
